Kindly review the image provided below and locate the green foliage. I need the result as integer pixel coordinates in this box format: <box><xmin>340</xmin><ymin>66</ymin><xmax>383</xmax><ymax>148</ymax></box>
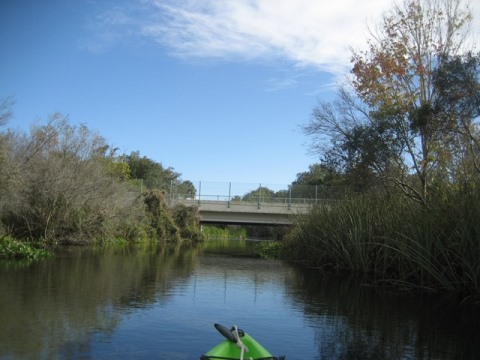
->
<box><xmin>434</xmin><ymin>52</ymin><xmax>480</xmax><ymax>121</ymax></box>
<box><xmin>293</xmin><ymin>163</ymin><xmax>341</xmax><ymax>186</ymax></box>
<box><xmin>202</xmin><ymin>225</ymin><xmax>247</xmax><ymax>240</ymax></box>
<box><xmin>170</xmin><ymin>203</ymin><xmax>205</xmax><ymax>242</ymax></box>
<box><xmin>241</xmin><ymin>186</ymin><xmax>277</xmax><ymax>202</ymax></box>
<box><xmin>104</xmin><ymin>159</ymin><xmax>131</xmax><ymax>180</ymax></box>
<box><xmin>174</xmin><ymin>180</ymin><xmax>196</xmax><ymax>198</ymax></box>
<box><xmin>140</xmin><ymin>190</ymin><xmax>205</xmax><ymax>243</ymax></box>
<box><xmin>292</xmin><ymin>163</ymin><xmax>349</xmax><ymax>199</ymax></box>
<box><xmin>0</xmin><ymin>237</ymin><xmax>52</xmax><ymax>261</ymax></box>
<box><xmin>121</xmin><ymin>151</ymin><xmax>196</xmax><ymax>199</ymax></box>
<box><xmin>255</xmin><ymin>240</ymin><xmax>284</xmax><ymax>259</ymax></box>
<box><xmin>142</xmin><ymin>190</ymin><xmax>181</xmax><ymax>242</ymax></box>
<box><xmin>433</xmin><ymin>52</ymin><xmax>480</xmax><ymax>178</ymax></box>
<box><xmin>123</xmin><ymin>151</ymin><xmax>171</xmax><ymax>190</ymax></box>
<box><xmin>122</xmin><ymin>151</ymin><xmax>192</xmax><ymax>195</ymax></box>
<box><xmin>238</xmin><ymin>183</ymin><xmax>339</xmax><ymax>204</ymax></box>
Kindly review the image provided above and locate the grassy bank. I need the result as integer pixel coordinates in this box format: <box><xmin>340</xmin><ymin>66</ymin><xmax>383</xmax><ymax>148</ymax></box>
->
<box><xmin>285</xmin><ymin>190</ymin><xmax>480</xmax><ymax>302</ymax></box>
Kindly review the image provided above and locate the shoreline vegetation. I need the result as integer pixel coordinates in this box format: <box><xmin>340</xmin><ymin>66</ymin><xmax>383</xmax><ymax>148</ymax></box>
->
<box><xmin>283</xmin><ymin>188</ymin><xmax>480</xmax><ymax>303</ymax></box>
<box><xmin>0</xmin><ymin>115</ymin><xmax>205</xmax><ymax>261</ymax></box>
<box><xmin>0</xmin><ymin>236</ymin><xmax>53</xmax><ymax>262</ymax></box>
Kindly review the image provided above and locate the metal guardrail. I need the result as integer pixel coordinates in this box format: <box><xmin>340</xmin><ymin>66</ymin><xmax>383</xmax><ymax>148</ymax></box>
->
<box><xmin>169</xmin><ymin>193</ymin><xmax>318</xmax><ymax>205</ymax></box>
<box><xmin>167</xmin><ymin>181</ymin><xmax>344</xmax><ymax>210</ymax></box>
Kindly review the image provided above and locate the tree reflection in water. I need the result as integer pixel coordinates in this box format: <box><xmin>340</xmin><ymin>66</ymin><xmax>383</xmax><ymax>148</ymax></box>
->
<box><xmin>0</xmin><ymin>240</ymin><xmax>479</xmax><ymax>359</ymax></box>
<box><xmin>286</xmin><ymin>266</ymin><xmax>480</xmax><ymax>359</ymax></box>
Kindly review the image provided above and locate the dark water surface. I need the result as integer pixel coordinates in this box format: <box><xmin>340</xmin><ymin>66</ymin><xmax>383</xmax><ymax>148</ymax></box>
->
<box><xmin>1</xmin><ymin>239</ymin><xmax>479</xmax><ymax>359</ymax></box>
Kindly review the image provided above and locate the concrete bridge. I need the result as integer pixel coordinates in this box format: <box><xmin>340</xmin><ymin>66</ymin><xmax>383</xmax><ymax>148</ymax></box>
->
<box><xmin>167</xmin><ymin>181</ymin><xmax>330</xmax><ymax>225</ymax></box>
<box><xmin>171</xmin><ymin>199</ymin><xmax>311</xmax><ymax>225</ymax></box>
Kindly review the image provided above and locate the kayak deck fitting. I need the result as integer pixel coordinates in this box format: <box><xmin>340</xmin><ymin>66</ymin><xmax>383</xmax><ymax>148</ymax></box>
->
<box><xmin>200</xmin><ymin>323</ymin><xmax>285</xmax><ymax>360</ymax></box>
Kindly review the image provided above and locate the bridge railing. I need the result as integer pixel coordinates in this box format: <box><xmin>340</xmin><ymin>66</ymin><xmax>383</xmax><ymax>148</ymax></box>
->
<box><xmin>169</xmin><ymin>193</ymin><xmax>319</xmax><ymax>205</ymax></box>
<box><xmin>168</xmin><ymin>181</ymin><xmax>346</xmax><ymax>206</ymax></box>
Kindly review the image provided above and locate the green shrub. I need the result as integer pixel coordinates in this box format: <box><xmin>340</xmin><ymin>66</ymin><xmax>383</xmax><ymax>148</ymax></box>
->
<box><xmin>170</xmin><ymin>203</ymin><xmax>205</xmax><ymax>242</ymax></box>
<box><xmin>255</xmin><ymin>240</ymin><xmax>284</xmax><ymax>259</ymax></box>
<box><xmin>142</xmin><ymin>190</ymin><xmax>181</xmax><ymax>242</ymax></box>
<box><xmin>0</xmin><ymin>237</ymin><xmax>52</xmax><ymax>261</ymax></box>
<box><xmin>202</xmin><ymin>225</ymin><xmax>247</xmax><ymax>240</ymax></box>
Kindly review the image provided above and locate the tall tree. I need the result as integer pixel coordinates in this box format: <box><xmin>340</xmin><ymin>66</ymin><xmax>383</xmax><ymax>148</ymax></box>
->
<box><xmin>123</xmin><ymin>151</ymin><xmax>179</xmax><ymax>191</ymax></box>
<box><xmin>291</xmin><ymin>163</ymin><xmax>348</xmax><ymax>199</ymax></box>
<box><xmin>350</xmin><ymin>0</ymin><xmax>473</xmax><ymax>202</ymax></box>
<box><xmin>306</xmin><ymin>0</ymin><xmax>474</xmax><ymax>204</ymax></box>
<box><xmin>242</xmin><ymin>186</ymin><xmax>276</xmax><ymax>203</ymax></box>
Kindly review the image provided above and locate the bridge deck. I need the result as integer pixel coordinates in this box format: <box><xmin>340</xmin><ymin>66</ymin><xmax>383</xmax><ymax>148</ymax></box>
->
<box><xmin>173</xmin><ymin>199</ymin><xmax>310</xmax><ymax>225</ymax></box>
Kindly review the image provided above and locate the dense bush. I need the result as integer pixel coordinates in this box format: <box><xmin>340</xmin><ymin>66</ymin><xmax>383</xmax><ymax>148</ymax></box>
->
<box><xmin>142</xmin><ymin>190</ymin><xmax>181</xmax><ymax>242</ymax></box>
<box><xmin>0</xmin><ymin>116</ymin><xmax>145</xmax><ymax>243</ymax></box>
<box><xmin>170</xmin><ymin>203</ymin><xmax>205</xmax><ymax>242</ymax></box>
<box><xmin>0</xmin><ymin>115</ymin><xmax>204</xmax><ymax>247</ymax></box>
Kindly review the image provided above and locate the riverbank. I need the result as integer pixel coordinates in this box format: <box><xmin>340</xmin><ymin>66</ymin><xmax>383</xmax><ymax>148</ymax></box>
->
<box><xmin>284</xmin><ymin>190</ymin><xmax>480</xmax><ymax>303</ymax></box>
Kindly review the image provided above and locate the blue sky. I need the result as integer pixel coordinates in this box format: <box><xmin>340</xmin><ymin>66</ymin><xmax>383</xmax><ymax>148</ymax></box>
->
<box><xmin>1</xmin><ymin>0</ymin><xmax>479</xmax><ymax>187</ymax></box>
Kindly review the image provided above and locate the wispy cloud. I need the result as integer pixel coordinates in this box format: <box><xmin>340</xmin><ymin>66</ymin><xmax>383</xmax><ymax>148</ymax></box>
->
<box><xmin>84</xmin><ymin>0</ymin><xmax>480</xmax><ymax>74</ymax></box>
<box><xmin>263</xmin><ymin>77</ymin><xmax>299</xmax><ymax>92</ymax></box>
<box><xmin>142</xmin><ymin>0</ymin><xmax>391</xmax><ymax>74</ymax></box>
<box><xmin>80</xmin><ymin>4</ymin><xmax>142</xmax><ymax>53</ymax></box>
<box><xmin>81</xmin><ymin>0</ymin><xmax>390</xmax><ymax>70</ymax></box>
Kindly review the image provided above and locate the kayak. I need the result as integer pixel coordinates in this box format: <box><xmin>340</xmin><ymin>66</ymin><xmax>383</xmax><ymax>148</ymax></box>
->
<box><xmin>200</xmin><ymin>323</ymin><xmax>285</xmax><ymax>360</ymax></box>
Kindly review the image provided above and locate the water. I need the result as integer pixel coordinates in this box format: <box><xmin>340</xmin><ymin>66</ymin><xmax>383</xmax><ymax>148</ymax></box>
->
<box><xmin>0</xmin><ymin>239</ymin><xmax>479</xmax><ymax>359</ymax></box>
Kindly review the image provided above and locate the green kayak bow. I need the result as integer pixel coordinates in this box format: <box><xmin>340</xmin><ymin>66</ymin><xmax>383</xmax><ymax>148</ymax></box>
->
<box><xmin>200</xmin><ymin>323</ymin><xmax>285</xmax><ymax>360</ymax></box>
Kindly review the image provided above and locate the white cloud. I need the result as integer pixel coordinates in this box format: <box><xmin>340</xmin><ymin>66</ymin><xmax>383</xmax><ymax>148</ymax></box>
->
<box><xmin>86</xmin><ymin>0</ymin><xmax>480</xmax><ymax>74</ymax></box>
<box><xmin>263</xmin><ymin>77</ymin><xmax>299</xmax><ymax>92</ymax></box>
<box><xmin>141</xmin><ymin>0</ymin><xmax>391</xmax><ymax>74</ymax></box>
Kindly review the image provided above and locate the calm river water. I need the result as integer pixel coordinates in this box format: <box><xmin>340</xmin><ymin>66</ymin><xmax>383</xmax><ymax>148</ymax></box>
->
<box><xmin>0</xmin><ymin>239</ymin><xmax>479</xmax><ymax>359</ymax></box>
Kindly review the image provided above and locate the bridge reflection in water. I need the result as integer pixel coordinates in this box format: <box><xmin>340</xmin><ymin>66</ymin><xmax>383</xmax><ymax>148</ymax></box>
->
<box><xmin>168</xmin><ymin>181</ymin><xmax>331</xmax><ymax>225</ymax></box>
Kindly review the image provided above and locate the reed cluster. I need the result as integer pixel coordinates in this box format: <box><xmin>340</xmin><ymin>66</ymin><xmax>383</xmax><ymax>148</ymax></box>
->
<box><xmin>285</xmin><ymin>189</ymin><xmax>480</xmax><ymax>300</ymax></box>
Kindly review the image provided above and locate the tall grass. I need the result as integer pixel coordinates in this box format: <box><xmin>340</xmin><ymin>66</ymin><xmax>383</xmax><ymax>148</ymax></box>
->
<box><xmin>202</xmin><ymin>225</ymin><xmax>247</xmax><ymax>240</ymax></box>
<box><xmin>285</xmin><ymin>190</ymin><xmax>480</xmax><ymax>300</ymax></box>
